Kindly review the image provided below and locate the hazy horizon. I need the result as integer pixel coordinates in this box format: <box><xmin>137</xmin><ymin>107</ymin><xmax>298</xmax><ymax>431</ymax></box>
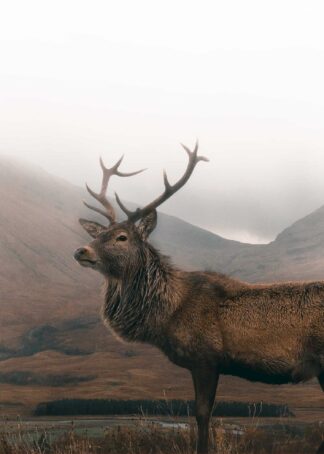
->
<box><xmin>1</xmin><ymin>1</ymin><xmax>324</xmax><ymax>244</ymax></box>
<box><xmin>2</xmin><ymin>150</ymin><xmax>323</xmax><ymax>246</ymax></box>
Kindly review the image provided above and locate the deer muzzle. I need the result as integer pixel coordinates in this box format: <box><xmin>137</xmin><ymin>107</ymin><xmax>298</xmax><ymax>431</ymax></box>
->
<box><xmin>74</xmin><ymin>246</ymin><xmax>98</xmax><ymax>267</ymax></box>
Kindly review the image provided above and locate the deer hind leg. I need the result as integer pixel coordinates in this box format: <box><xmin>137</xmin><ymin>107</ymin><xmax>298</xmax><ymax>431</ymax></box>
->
<box><xmin>191</xmin><ymin>367</ymin><xmax>219</xmax><ymax>454</ymax></box>
<box><xmin>319</xmin><ymin>373</ymin><xmax>324</xmax><ymax>392</ymax></box>
<box><xmin>316</xmin><ymin>404</ymin><xmax>324</xmax><ymax>454</ymax></box>
<box><xmin>315</xmin><ymin>373</ymin><xmax>324</xmax><ymax>454</ymax></box>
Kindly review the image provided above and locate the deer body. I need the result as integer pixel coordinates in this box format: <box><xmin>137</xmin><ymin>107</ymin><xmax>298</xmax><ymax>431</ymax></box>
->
<box><xmin>74</xmin><ymin>144</ymin><xmax>324</xmax><ymax>454</ymax></box>
<box><xmin>166</xmin><ymin>275</ymin><xmax>324</xmax><ymax>383</ymax></box>
<box><xmin>101</xmin><ymin>240</ymin><xmax>324</xmax><ymax>383</ymax></box>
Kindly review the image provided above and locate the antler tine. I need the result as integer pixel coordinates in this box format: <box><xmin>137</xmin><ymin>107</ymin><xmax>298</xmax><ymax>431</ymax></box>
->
<box><xmin>83</xmin><ymin>200</ymin><xmax>114</xmax><ymax>223</ymax></box>
<box><xmin>114</xmin><ymin>192</ymin><xmax>135</xmax><ymax>218</ymax></box>
<box><xmin>181</xmin><ymin>140</ymin><xmax>209</xmax><ymax>163</ymax></box>
<box><xmin>85</xmin><ymin>156</ymin><xmax>145</xmax><ymax>224</ymax></box>
<box><xmin>115</xmin><ymin>142</ymin><xmax>208</xmax><ymax>223</ymax></box>
<box><xmin>101</xmin><ymin>155</ymin><xmax>146</xmax><ymax>178</ymax></box>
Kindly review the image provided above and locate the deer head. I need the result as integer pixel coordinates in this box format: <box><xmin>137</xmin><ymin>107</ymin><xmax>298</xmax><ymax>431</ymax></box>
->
<box><xmin>74</xmin><ymin>142</ymin><xmax>208</xmax><ymax>278</ymax></box>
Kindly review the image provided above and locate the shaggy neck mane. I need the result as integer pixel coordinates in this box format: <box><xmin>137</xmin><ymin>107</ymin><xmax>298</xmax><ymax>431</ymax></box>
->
<box><xmin>102</xmin><ymin>244</ymin><xmax>181</xmax><ymax>344</ymax></box>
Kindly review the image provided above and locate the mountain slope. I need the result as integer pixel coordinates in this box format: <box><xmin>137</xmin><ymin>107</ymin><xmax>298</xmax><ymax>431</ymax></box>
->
<box><xmin>0</xmin><ymin>157</ymin><xmax>247</xmax><ymax>290</ymax></box>
<box><xmin>223</xmin><ymin>205</ymin><xmax>324</xmax><ymax>282</ymax></box>
<box><xmin>1</xmin><ymin>157</ymin><xmax>324</xmax><ymax>417</ymax></box>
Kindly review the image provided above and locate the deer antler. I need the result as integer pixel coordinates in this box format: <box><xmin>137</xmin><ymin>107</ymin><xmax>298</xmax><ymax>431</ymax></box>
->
<box><xmin>115</xmin><ymin>141</ymin><xmax>208</xmax><ymax>223</ymax></box>
<box><xmin>84</xmin><ymin>156</ymin><xmax>145</xmax><ymax>224</ymax></box>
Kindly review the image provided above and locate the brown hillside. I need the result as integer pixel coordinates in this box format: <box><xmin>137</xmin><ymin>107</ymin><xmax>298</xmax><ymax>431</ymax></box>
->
<box><xmin>224</xmin><ymin>205</ymin><xmax>324</xmax><ymax>282</ymax></box>
<box><xmin>0</xmin><ymin>157</ymin><xmax>323</xmax><ymax>417</ymax></box>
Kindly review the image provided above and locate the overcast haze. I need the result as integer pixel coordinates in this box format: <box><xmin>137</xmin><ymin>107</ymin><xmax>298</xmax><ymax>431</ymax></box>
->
<box><xmin>1</xmin><ymin>1</ymin><xmax>324</xmax><ymax>243</ymax></box>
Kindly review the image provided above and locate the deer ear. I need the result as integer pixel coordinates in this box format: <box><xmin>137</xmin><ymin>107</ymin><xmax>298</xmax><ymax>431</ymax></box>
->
<box><xmin>137</xmin><ymin>210</ymin><xmax>157</xmax><ymax>239</ymax></box>
<box><xmin>79</xmin><ymin>219</ymin><xmax>107</xmax><ymax>238</ymax></box>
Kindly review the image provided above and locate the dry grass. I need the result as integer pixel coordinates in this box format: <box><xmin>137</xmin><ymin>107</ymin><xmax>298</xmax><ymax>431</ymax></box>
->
<box><xmin>0</xmin><ymin>418</ymin><xmax>323</xmax><ymax>454</ymax></box>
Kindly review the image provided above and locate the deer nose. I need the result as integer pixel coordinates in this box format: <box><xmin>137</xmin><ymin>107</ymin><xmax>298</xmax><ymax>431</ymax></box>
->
<box><xmin>74</xmin><ymin>247</ymin><xmax>87</xmax><ymax>260</ymax></box>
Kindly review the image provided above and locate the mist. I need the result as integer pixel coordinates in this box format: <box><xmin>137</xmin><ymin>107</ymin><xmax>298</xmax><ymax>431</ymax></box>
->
<box><xmin>1</xmin><ymin>0</ymin><xmax>324</xmax><ymax>243</ymax></box>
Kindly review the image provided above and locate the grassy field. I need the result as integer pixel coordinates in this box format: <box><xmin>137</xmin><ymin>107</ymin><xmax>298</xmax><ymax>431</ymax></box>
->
<box><xmin>0</xmin><ymin>416</ymin><xmax>323</xmax><ymax>454</ymax></box>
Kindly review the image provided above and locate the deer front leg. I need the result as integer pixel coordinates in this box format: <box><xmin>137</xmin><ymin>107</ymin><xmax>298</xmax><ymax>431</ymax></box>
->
<box><xmin>191</xmin><ymin>366</ymin><xmax>219</xmax><ymax>454</ymax></box>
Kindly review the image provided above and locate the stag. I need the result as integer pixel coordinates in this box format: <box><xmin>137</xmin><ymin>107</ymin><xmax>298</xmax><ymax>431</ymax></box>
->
<box><xmin>74</xmin><ymin>143</ymin><xmax>324</xmax><ymax>454</ymax></box>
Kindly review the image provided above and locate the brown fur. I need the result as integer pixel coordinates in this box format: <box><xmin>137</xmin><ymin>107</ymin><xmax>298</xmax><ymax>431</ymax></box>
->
<box><xmin>75</xmin><ymin>219</ymin><xmax>324</xmax><ymax>454</ymax></box>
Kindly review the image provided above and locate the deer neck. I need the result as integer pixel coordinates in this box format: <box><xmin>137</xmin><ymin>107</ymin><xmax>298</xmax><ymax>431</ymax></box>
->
<box><xmin>102</xmin><ymin>246</ymin><xmax>182</xmax><ymax>344</ymax></box>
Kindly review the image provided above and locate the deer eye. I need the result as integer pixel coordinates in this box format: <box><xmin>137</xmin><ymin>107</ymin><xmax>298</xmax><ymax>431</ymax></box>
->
<box><xmin>116</xmin><ymin>234</ymin><xmax>128</xmax><ymax>242</ymax></box>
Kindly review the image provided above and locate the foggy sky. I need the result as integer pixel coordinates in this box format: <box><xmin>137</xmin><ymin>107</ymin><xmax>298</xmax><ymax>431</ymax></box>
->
<box><xmin>1</xmin><ymin>1</ymin><xmax>324</xmax><ymax>243</ymax></box>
